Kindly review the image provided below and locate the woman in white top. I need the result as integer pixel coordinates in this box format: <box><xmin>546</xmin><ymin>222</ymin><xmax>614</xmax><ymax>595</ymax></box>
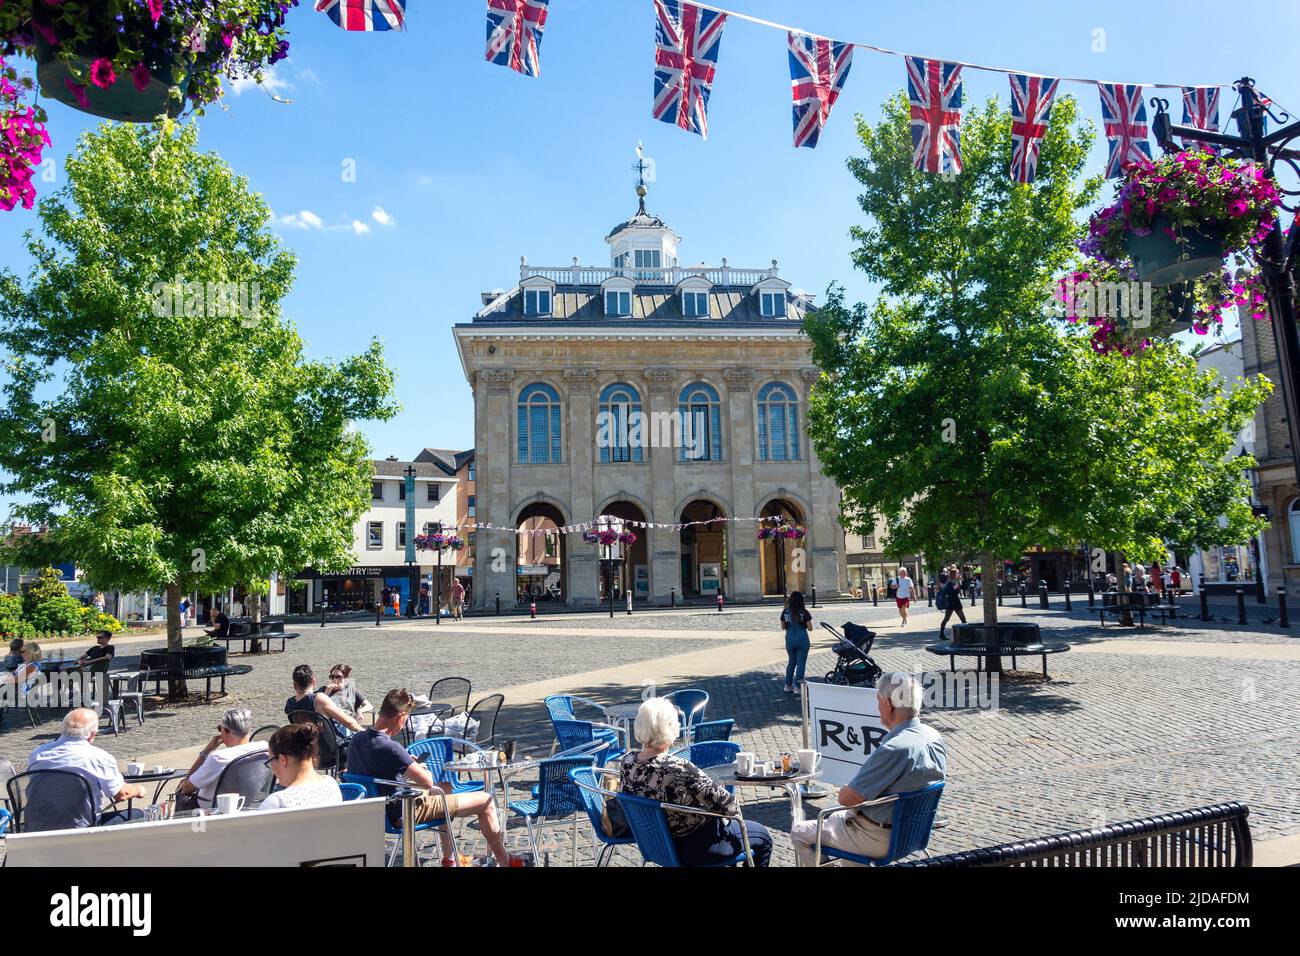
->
<box><xmin>894</xmin><ymin>567</ymin><xmax>914</xmax><ymax>626</ymax></box>
<box><xmin>2</xmin><ymin>642</ymin><xmax>42</xmax><ymax>692</ymax></box>
<box><xmin>259</xmin><ymin>723</ymin><xmax>342</xmax><ymax>811</ymax></box>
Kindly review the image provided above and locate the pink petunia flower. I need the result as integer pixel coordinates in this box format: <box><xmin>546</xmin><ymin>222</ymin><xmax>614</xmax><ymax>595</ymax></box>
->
<box><xmin>89</xmin><ymin>58</ymin><xmax>116</xmax><ymax>89</ymax></box>
<box><xmin>131</xmin><ymin>62</ymin><xmax>152</xmax><ymax>92</ymax></box>
<box><xmin>63</xmin><ymin>77</ymin><xmax>89</xmax><ymax>109</ymax></box>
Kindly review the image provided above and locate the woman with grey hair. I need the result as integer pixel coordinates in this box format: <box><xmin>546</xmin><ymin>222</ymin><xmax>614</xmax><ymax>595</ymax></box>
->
<box><xmin>176</xmin><ymin>707</ymin><xmax>268</xmax><ymax>810</ymax></box>
<box><xmin>618</xmin><ymin>697</ymin><xmax>773</xmax><ymax>866</ymax></box>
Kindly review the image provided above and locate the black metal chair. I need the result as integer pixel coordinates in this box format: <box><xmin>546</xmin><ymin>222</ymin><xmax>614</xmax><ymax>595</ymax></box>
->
<box><xmin>464</xmin><ymin>693</ymin><xmax>504</xmax><ymax>749</ymax></box>
<box><xmin>6</xmin><ymin>768</ymin><xmax>100</xmax><ymax>833</ymax></box>
<box><xmin>428</xmin><ymin>677</ymin><xmax>472</xmax><ymax>718</ymax></box>
<box><xmin>288</xmin><ymin>710</ymin><xmax>345</xmax><ymax>777</ymax></box>
<box><xmin>250</xmin><ymin>723</ymin><xmax>282</xmax><ymax>742</ymax></box>
<box><xmin>211</xmin><ymin>751</ymin><xmax>275</xmax><ymax>809</ymax></box>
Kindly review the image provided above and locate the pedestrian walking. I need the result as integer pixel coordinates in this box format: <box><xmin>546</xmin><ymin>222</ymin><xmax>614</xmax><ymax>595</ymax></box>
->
<box><xmin>936</xmin><ymin>572</ymin><xmax>966</xmax><ymax>640</ymax></box>
<box><xmin>894</xmin><ymin>567</ymin><xmax>914</xmax><ymax>626</ymax></box>
<box><xmin>780</xmin><ymin>590</ymin><xmax>813</xmax><ymax>694</ymax></box>
<box><xmin>450</xmin><ymin>578</ymin><xmax>465</xmax><ymax>621</ymax></box>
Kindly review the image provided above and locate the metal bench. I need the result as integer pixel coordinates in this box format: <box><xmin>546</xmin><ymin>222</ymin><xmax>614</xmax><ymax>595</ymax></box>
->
<box><xmin>1100</xmin><ymin>591</ymin><xmax>1174</xmax><ymax>627</ymax></box>
<box><xmin>899</xmin><ymin>802</ymin><xmax>1252</xmax><ymax>867</ymax></box>
<box><xmin>925</xmin><ymin>622</ymin><xmax>1068</xmax><ymax>678</ymax></box>
<box><xmin>137</xmin><ymin>663</ymin><xmax>254</xmax><ymax>700</ymax></box>
<box><xmin>213</xmin><ymin>621</ymin><xmax>299</xmax><ymax>654</ymax></box>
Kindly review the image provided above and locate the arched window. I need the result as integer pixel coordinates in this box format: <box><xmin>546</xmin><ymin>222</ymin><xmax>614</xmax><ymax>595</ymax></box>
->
<box><xmin>756</xmin><ymin>382</ymin><xmax>800</xmax><ymax>461</ymax></box>
<box><xmin>517</xmin><ymin>383</ymin><xmax>562</xmax><ymax>464</ymax></box>
<box><xmin>678</xmin><ymin>383</ymin><xmax>722</xmax><ymax>462</ymax></box>
<box><xmin>1289</xmin><ymin>499</ymin><xmax>1300</xmax><ymax>564</ymax></box>
<box><xmin>598</xmin><ymin>383</ymin><xmax>643</xmax><ymax>464</ymax></box>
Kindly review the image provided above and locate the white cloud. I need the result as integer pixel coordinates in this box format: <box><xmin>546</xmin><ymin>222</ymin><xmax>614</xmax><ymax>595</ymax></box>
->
<box><xmin>230</xmin><ymin>70</ymin><xmax>293</xmax><ymax>97</ymax></box>
<box><xmin>352</xmin><ymin>220</ymin><xmax>371</xmax><ymax>235</ymax></box>
<box><xmin>273</xmin><ymin>209</ymin><xmax>325</xmax><ymax>230</ymax></box>
<box><xmin>297</xmin><ymin>67</ymin><xmax>321</xmax><ymax>85</ymax></box>
<box><xmin>372</xmin><ymin>206</ymin><xmax>395</xmax><ymax>227</ymax></box>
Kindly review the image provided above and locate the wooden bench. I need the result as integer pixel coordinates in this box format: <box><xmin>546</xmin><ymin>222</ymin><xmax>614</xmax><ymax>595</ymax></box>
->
<box><xmin>899</xmin><ymin>801</ymin><xmax>1252</xmax><ymax>867</ymax></box>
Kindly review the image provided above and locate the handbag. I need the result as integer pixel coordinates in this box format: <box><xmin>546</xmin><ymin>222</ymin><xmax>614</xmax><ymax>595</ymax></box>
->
<box><xmin>600</xmin><ymin>775</ymin><xmax>631</xmax><ymax>838</ymax></box>
<box><xmin>935</xmin><ymin>587</ymin><xmax>948</xmax><ymax>610</ymax></box>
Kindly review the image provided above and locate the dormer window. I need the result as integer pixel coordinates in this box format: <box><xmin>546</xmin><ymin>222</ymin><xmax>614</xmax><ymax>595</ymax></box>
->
<box><xmin>683</xmin><ymin>291</ymin><xmax>710</xmax><ymax>317</ymax></box>
<box><xmin>605</xmin><ymin>290</ymin><xmax>632</xmax><ymax>316</ymax></box>
<box><xmin>524</xmin><ymin>289</ymin><xmax>551</xmax><ymax>316</ymax></box>
<box><xmin>760</xmin><ymin>291</ymin><xmax>787</xmax><ymax>317</ymax></box>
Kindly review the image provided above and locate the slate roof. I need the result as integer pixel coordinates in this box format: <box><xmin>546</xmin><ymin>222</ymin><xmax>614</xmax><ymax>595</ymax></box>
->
<box><xmin>472</xmin><ymin>286</ymin><xmax>811</xmax><ymax>325</ymax></box>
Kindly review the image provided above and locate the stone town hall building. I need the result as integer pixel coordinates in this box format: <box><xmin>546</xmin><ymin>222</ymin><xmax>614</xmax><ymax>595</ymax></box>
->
<box><xmin>454</xmin><ymin>183</ymin><xmax>846</xmax><ymax>608</ymax></box>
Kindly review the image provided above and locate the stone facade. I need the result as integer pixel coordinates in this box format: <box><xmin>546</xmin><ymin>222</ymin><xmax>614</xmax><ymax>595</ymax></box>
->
<box><xmin>453</xmin><ymin>192</ymin><xmax>846</xmax><ymax>608</ymax></box>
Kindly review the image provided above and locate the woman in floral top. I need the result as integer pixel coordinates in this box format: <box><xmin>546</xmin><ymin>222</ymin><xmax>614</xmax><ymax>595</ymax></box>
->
<box><xmin>619</xmin><ymin>697</ymin><xmax>772</xmax><ymax>866</ymax></box>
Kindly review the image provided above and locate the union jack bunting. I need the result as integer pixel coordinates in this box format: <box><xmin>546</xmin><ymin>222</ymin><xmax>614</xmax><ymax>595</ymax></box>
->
<box><xmin>1181</xmin><ymin>86</ymin><xmax>1221</xmax><ymax>153</ymax></box>
<box><xmin>1098</xmin><ymin>82</ymin><xmax>1152</xmax><ymax>177</ymax></box>
<box><xmin>788</xmin><ymin>31</ymin><xmax>853</xmax><ymax>149</ymax></box>
<box><xmin>653</xmin><ymin>0</ymin><xmax>728</xmax><ymax>139</ymax></box>
<box><xmin>314</xmin><ymin>0</ymin><xmax>406</xmax><ymax>31</ymax></box>
<box><xmin>1007</xmin><ymin>73</ymin><xmax>1059</xmax><ymax>184</ymax></box>
<box><xmin>486</xmin><ymin>0</ymin><xmax>550</xmax><ymax>77</ymax></box>
<box><xmin>906</xmin><ymin>57</ymin><xmax>963</xmax><ymax>174</ymax></box>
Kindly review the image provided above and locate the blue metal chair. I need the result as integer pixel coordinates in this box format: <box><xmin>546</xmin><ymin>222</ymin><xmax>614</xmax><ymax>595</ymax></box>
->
<box><xmin>507</xmin><ymin>755</ymin><xmax>595</xmax><ymax>865</ymax></box>
<box><xmin>544</xmin><ymin>695</ymin><xmax>620</xmax><ymax>754</ymax></box>
<box><xmin>670</xmin><ymin>741</ymin><xmax>740</xmax><ymax>770</ymax></box>
<box><xmin>812</xmin><ymin>782</ymin><xmax>945</xmax><ymax>866</ymax></box>
<box><xmin>553</xmin><ymin>719</ymin><xmax>624</xmax><ymax>766</ymax></box>
<box><xmin>340</xmin><ymin>772</ymin><xmax>457</xmax><ymax>867</ymax></box>
<box><xmin>616</xmin><ymin>790</ymin><xmax>753</xmax><ymax>867</ymax></box>
<box><xmin>689</xmin><ymin>719</ymin><xmax>734</xmax><ymax>743</ymax></box>
<box><xmin>569</xmin><ymin>766</ymin><xmax>636</xmax><ymax>867</ymax></box>
<box><xmin>407</xmin><ymin>737</ymin><xmax>486</xmax><ymax>795</ymax></box>
<box><xmin>0</xmin><ymin>806</ymin><xmax>11</xmax><ymax>836</ymax></box>
<box><xmin>338</xmin><ymin>783</ymin><xmax>367</xmax><ymax>801</ymax></box>
<box><xmin>664</xmin><ymin>689</ymin><xmax>709</xmax><ymax>736</ymax></box>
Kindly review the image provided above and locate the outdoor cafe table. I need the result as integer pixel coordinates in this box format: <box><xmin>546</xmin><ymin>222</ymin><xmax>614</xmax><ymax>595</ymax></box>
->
<box><xmin>444</xmin><ymin>754</ymin><xmax>536</xmax><ymax>818</ymax></box>
<box><xmin>117</xmin><ymin>768</ymin><xmax>187</xmax><ymax>819</ymax></box>
<box><xmin>705</xmin><ymin>763</ymin><xmax>818</xmax><ymax>825</ymax></box>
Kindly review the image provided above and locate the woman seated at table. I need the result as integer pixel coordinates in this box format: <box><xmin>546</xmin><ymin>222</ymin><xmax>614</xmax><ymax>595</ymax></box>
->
<box><xmin>619</xmin><ymin>697</ymin><xmax>772</xmax><ymax>867</ymax></box>
<box><xmin>322</xmin><ymin>664</ymin><xmax>372</xmax><ymax>726</ymax></box>
<box><xmin>1</xmin><ymin>642</ymin><xmax>41</xmax><ymax>691</ymax></box>
<box><xmin>259</xmin><ymin>724</ymin><xmax>343</xmax><ymax>811</ymax></box>
<box><xmin>285</xmin><ymin>663</ymin><xmax>364</xmax><ymax>737</ymax></box>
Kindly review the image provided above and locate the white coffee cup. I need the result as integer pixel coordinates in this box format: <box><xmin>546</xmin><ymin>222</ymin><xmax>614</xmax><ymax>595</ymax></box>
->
<box><xmin>215</xmin><ymin>793</ymin><xmax>245</xmax><ymax>815</ymax></box>
<box><xmin>797</xmin><ymin>749</ymin><xmax>820</xmax><ymax>773</ymax></box>
<box><xmin>735</xmin><ymin>752</ymin><xmax>756</xmax><ymax>775</ymax></box>
<box><xmin>127</xmin><ymin>762</ymin><xmax>143</xmax><ymax>776</ymax></box>
<box><xmin>152</xmin><ymin>765</ymin><xmax>166</xmax><ymax>775</ymax></box>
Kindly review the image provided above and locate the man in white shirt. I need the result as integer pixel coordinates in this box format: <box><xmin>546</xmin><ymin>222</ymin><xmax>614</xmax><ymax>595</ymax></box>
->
<box><xmin>177</xmin><ymin>707</ymin><xmax>268</xmax><ymax>809</ymax></box>
<box><xmin>25</xmin><ymin>708</ymin><xmax>145</xmax><ymax>830</ymax></box>
<box><xmin>894</xmin><ymin>567</ymin><xmax>914</xmax><ymax>626</ymax></box>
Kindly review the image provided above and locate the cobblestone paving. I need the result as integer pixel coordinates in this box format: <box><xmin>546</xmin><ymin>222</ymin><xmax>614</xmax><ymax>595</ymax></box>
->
<box><xmin>4</xmin><ymin>604</ymin><xmax>1297</xmax><ymax>867</ymax></box>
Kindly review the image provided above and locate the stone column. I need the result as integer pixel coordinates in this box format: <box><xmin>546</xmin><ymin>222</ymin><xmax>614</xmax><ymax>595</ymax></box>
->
<box><xmin>474</xmin><ymin>369</ymin><xmax>516</xmax><ymax>609</ymax></box>
<box><xmin>801</xmin><ymin>367</ymin><xmax>843</xmax><ymax>598</ymax></box>
<box><xmin>724</xmin><ymin>366</ymin><xmax>762</xmax><ymax>602</ymax></box>
<box><xmin>644</xmin><ymin>367</ymin><xmax>679</xmax><ymax>604</ymax></box>
<box><xmin>566</xmin><ymin>368</ymin><xmax>600</xmax><ymax>606</ymax></box>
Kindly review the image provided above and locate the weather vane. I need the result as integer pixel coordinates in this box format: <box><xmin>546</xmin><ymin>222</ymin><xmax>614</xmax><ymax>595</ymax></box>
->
<box><xmin>632</xmin><ymin>141</ymin><xmax>650</xmax><ymax>212</ymax></box>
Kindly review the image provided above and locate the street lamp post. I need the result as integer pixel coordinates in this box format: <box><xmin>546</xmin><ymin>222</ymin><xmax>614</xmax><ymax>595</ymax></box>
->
<box><xmin>1152</xmin><ymin>79</ymin><xmax>1300</xmax><ymax>481</ymax></box>
<box><xmin>432</xmin><ymin>520</ymin><xmax>443</xmax><ymax>626</ymax></box>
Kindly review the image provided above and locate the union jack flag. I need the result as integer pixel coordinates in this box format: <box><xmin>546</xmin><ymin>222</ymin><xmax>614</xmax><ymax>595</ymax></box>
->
<box><xmin>788</xmin><ymin>32</ymin><xmax>853</xmax><ymax>150</ymax></box>
<box><xmin>653</xmin><ymin>0</ymin><xmax>728</xmax><ymax>139</ymax></box>
<box><xmin>1098</xmin><ymin>83</ymin><xmax>1152</xmax><ymax>177</ymax></box>
<box><xmin>1181</xmin><ymin>86</ymin><xmax>1221</xmax><ymax>153</ymax></box>
<box><xmin>1008</xmin><ymin>73</ymin><xmax>1059</xmax><ymax>184</ymax></box>
<box><xmin>315</xmin><ymin>0</ymin><xmax>406</xmax><ymax>31</ymax></box>
<box><xmin>486</xmin><ymin>0</ymin><xmax>549</xmax><ymax>77</ymax></box>
<box><xmin>906</xmin><ymin>57</ymin><xmax>963</xmax><ymax>174</ymax></box>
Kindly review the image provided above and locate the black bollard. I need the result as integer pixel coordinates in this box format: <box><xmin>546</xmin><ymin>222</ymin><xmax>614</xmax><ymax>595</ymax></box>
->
<box><xmin>1020</xmin><ymin>584</ymin><xmax>1027</xmax><ymax>608</ymax></box>
<box><xmin>970</xmin><ymin>587</ymin><xmax>975</xmax><ymax>608</ymax></box>
<box><xmin>1200</xmin><ymin>586</ymin><xmax>1210</xmax><ymax>622</ymax></box>
<box><xmin>811</xmin><ymin>585</ymin><xmax>817</xmax><ymax>608</ymax></box>
<box><xmin>1087</xmin><ymin>579</ymin><xmax>1095</xmax><ymax>609</ymax></box>
<box><xmin>670</xmin><ymin>587</ymin><xmax>676</xmax><ymax>608</ymax></box>
<box><xmin>1064</xmin><ymin>581</ymin><xmax>1072</xmax><ymax>611</ymax></box>
<box><xmin>927</xmin><ymin>583</ymin><xmax>934</xmax><ymax>607</ymax></box>
<box><xmin>1038</xmin><ymin>582</ymin><xmax>1049</xmax><ymax>610</ymax></box>
<box><xmin>320</xmin><ymin>596</ymin><xmax>327</xmax><ymax>628</ymax></box>
<box><xmin>1256</xmin><ymin>572</ymin><xmax>1266</xmax><ymax>605</ymax></box>
<box><xmin>1236</xmin><ymin>587</ymin><xmax>1247</xmax><ymax>625</ymax></box>
<box><xmin>997</xmin><ymin>587</ymin><xmax>1003</xmax><ymax>607</ymax></box>
<box><xmin>717</xmin><ymin>594</ymin><xmax>724</xmax><ymax>613</ymax></box>
<box><xmin>495</xmin><ymin>592</ymin><xmax>501</xmax><ymax>615</ymax></box>
<box><xmin>375</xmin><ymin>602</ymin><xmax>382</xmax><ymax>627</ymax></box>
<box><xmin>1278</xmin><ymin>586</ymin><xmax>1290</xmax><ymax>629</ymax></box>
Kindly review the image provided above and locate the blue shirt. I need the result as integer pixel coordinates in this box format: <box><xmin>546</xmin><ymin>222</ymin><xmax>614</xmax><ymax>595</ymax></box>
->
<box><xmin>846</xmin><ymin>717</ymin><xmax>946</xmax><ymax>825</ymax></box>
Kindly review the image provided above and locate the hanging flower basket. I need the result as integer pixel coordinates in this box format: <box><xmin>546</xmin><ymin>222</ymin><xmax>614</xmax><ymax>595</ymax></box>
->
<box><xmin>0</xmin><ymin>56</ymin><xmax>49</xmax><ymax>212</ymax></box>
<box><xmin>758</xmin><ymin>525</ymin><xmax>806</xmax><ymax>541</ymax></box>
<box><xmin>1081</xmin><ymin>151</ymin><xmax>1280</xmax><ymax>288</ymax></box>
<box><xmin>2</xmin><ymin>1</ymin><xmax>297</xmax><ymax>123</ymax></box>
<box><xmin>414</xmin><ymin>533</ymin><xmax>464</xmax><ymax>552</ymax></box>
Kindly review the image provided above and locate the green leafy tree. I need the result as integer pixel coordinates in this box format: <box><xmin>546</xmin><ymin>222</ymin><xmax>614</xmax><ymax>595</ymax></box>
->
<box><xmin>0</xmin><ymin>121</ymin><xmax>398</xmax><ymax>691</ymax></box>
<box><xmin>805</xmin><ymin>94</ymin><xmax>1266</xmax><ymax>666</ymax></box>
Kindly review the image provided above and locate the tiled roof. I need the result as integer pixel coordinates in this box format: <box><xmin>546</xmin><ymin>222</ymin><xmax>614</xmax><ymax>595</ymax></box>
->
<box><xmin>370</xmin><ymin>459</ymin><xmax>451</xmax><ymax>479</ymax></box>
<box><xmin>414</xmin><ymin>448</ymin><xmax>475</xmax><ymax>474</ymax></box>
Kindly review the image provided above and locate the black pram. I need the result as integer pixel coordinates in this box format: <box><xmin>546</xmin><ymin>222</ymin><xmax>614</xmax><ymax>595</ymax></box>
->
<box><xmin>819</xmin><ymin>621</ymin><xmax>883</xmax><ymax>687</ymax></box>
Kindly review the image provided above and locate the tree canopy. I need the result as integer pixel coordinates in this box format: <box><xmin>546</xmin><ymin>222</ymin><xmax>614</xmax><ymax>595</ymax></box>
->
<box><xmin>0</xmin><ymin>121</ymin><xmax>398</xmax><ymax>656</ymax></box>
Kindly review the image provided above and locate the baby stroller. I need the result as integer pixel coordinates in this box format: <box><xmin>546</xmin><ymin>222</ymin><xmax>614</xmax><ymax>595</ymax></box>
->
<box><xmin>820</xmin><ymin>622</ymin><xmax>883</xmax><ymax>687</ymax></box>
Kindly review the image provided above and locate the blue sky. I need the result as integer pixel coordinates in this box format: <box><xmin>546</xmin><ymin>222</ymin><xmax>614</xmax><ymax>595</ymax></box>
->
<box><xmin>3</xmin><ymin>0</ymin><xmax>1298</xmax><ymax>461</ymax></box>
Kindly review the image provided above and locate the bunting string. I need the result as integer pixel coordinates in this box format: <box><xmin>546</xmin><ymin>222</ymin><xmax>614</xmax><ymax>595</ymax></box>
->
<box><xmin>473</xmin><ymin>515</ymin><xmax>794</xmax><ymax>536</ymax></box>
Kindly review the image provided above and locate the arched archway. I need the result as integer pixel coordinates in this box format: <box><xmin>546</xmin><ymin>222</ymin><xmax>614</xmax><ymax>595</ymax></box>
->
<box><xmin>597</xmin><ymin>501</ymin><xmax>651</xmax><ymax>603</ymax></box>
<box><xmin>759</xmin><ymin>498</ymin><xmax>807</xmax><ymax>597</ymax></box>
<box><xmin>516</xmin><ymin>501</ymin><xmax>567</xmax><ymax>604</ymax></box>
<box><xmin>679</xmin><ymin>499</ymin><xmax>728</xmax><ymax>599</ymax></box>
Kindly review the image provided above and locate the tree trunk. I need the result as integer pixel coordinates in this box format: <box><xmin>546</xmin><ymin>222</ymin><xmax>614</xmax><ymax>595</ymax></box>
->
<box><xmin>165</xmin><ymin>582</ymin><xmax>188</xmax><ymax>698</ymax></box>
<box><xmin>981</xmin><ymin>550</ymin><xmax>1002</xmax><ymax>674</ymax></box>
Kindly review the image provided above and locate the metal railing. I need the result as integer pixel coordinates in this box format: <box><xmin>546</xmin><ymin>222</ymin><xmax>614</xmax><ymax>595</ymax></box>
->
<box><xmin>520</xmin><ymin>259</ymin><xmax>780</xmax><ymax>287</ymax></box>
